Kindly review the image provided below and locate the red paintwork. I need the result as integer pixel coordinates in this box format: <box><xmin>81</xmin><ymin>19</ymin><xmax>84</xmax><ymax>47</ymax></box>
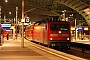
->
<box><xmin>25</xmin><ymin>21</ymin><xmax>71</xmax><ymax>44</ymax></box>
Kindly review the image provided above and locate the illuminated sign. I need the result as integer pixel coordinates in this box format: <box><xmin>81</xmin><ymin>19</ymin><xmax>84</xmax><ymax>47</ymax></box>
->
<box><xmin>1</xmin><ymin>24</ymin><xmax>11</xmax><ymax>30</ymax></box>
<box><xmin>10</xmin><ymin>26</ymin><xmax>15</xmax><ymax>29</ymax></box>
<box><xmin>84</xmin><ymin>27</ymin><xmax>88</xmax><ymax>30</ymax></box>
<box><xmin>25</xmin><ymin>17</ymin><xmax>30</xmax><ymax>23</ymax></box>
<box><xmin>1</xmin><ymin>24</ymin><xmax>11</xmax><ymax>27</ymax></box>
<box><xmin>71</xmin><ymin>26</ymin><xmax>88</xmax><ymax>30</ymax></box>
<box><xmin>71</xmin><ymin>27</ymin><xmax>75</xmax><ymax>30</ymax></box>
<box><xmin>77</xmin><ymin>27</ymin><xmax>84</xmax><ymax>30</ymax></box>
<box><xmin>60</xmin><ymin>28</ymin><xmax>68</xmax><ymax>30</ymax></box>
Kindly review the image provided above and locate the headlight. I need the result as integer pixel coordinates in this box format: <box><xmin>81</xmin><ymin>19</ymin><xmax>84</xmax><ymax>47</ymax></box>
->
<box><xmin>67</xmin><ymin>38</ymin><xmax>69</xmax><ymax>40</ymax></box>
<box><xmin>50</xmin><ymin>38</ymin><xmax>52</xmax><ymax>40</ymax></box>
<box><xmin>59</xmin><ymin>31</ymin><xmax>61</xmax><ymax>33</ymax></box>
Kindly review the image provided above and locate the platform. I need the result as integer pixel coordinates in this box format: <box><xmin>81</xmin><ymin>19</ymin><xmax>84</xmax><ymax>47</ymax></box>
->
<box><xmin>0</xmin><ymin>37</ymin><xmax>86</xmax><ymax>60</ymax></box>
<box><xmin>71</xmin><ymin>39</ymin><xmax>90</xmax><ymax>51</ymax></box>
<box><xmin>71</xmin><ymin>39</ymin><xmax>90</xmax><ymax>45</ymax></box>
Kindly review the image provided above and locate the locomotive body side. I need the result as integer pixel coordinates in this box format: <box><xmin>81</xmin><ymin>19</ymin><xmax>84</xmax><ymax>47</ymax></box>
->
<box><xmin>33</xmin><ymin>25</ymin><xmax>41</xmax><ymax>42</ymax></box>
<box><xmin>32</xmin><ymin>23</ymin><xmax>48</xmax><ymax>43</ymax></box>
<box><xmin>25</xmin><ymin>25</ymin><xmax>34</xmax><ymax>40</ymax></box>
<box><xmin>39</xmin><ymin>23</ymin><xmax>48</xmax><ymax>44</ymax></box>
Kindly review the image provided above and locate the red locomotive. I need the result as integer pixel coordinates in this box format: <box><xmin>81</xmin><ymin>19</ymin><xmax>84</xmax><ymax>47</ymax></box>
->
<box><xmin>25</xmin><ymin>17</ymin><xmax>71</xmax><ymax>50</ymax></box>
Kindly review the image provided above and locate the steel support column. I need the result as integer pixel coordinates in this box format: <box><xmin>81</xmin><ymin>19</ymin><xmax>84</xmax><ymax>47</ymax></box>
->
<box><xmin>21</xmin><ymin>0</ymin><xmax>24</xmax><ymax>48</ymax></box>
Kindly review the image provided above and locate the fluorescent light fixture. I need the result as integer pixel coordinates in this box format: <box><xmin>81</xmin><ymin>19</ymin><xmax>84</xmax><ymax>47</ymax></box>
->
<box><xmin>9</xmin><ymin>12</ymin><xmax>11</xmax><ymax>14</ymax></box>
<box><xmin>5</xmin><ymin>0</ymin><xmax>8</xmax><ymax>2</ymax></box>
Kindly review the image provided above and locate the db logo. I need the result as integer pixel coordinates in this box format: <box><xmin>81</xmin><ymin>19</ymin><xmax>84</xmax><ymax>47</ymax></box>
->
<box><xmin>25</xmin><ymin>18</ymin><xmax>30</xmax><ymax>23</ymax></box>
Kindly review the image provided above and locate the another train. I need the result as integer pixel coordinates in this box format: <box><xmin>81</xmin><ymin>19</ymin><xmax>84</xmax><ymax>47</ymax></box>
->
<box><xmin>25</xmin><ymin>17</ymin><xmax>71</xmax><ymax>50</ymax></box>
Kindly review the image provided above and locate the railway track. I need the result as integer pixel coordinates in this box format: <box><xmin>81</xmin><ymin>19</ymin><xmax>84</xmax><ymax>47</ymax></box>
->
<box><xmin>64</xmin><ymin>47</ymin><xmax>90</xmax><ymax>60</ymax></box>
<box><xmin>49</xmin><ymin>44</ymin><xmax>90</xmax><ymax>59</ymax></box>
<box><xmin>25</xmin><ymin>40</ymin><xmax>86</xmax><ymax>60</ymax></box>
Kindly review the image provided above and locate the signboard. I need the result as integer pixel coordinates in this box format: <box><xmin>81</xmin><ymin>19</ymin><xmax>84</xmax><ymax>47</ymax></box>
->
<box><xmin>71</xmin><ymin>26</ymin><xmax>88</xmax><ymax>30</ymax></box>
<box><xmin>1</xmin><ymin>24</ymin><xmax>11</xmax><ymax>27</ymax></box>
<box><xmin>25</xmin><ymin>17</ymin><xmax>30</xmax><ymax>23</ymax></box>
<box><xmin>1</xmin><ymin>24</ymin><xmax>11</xmax><ymax>30</ymax></box>
<box><xmin>77</xmin><ymin>27</ymin><xmax>84</xmax><ymax>30</ymax></box>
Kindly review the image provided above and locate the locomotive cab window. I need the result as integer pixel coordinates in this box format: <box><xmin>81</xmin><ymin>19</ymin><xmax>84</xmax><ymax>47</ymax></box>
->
<box><xmin>50</xmin><ymin>24</ymin><xmax>69</xmax><ymax>31</ymax></box>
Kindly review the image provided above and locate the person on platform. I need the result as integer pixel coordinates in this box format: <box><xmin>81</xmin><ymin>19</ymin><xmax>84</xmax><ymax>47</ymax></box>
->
<box><xmin>7</xmin><ymin>32</ymin><xmax>9</xmax><ymax>40</ymax></box>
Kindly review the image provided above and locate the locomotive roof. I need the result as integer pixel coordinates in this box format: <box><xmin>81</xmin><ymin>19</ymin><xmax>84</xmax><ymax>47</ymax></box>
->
<box><xmin>34</xmin><ymin>20</ymin><xmax>70</xmax><ymax>25</ymax></box>
<box><xmin>34</xmin><ymin>16</ymin><xmax>70</xmax><ymax>25</ymax></box>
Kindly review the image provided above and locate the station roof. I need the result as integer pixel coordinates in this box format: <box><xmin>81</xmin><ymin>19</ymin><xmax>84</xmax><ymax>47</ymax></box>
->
<box><xmin>0</xmin><ymin>0</ymin><xmax>90</xmax><ymax>26</ymax></box>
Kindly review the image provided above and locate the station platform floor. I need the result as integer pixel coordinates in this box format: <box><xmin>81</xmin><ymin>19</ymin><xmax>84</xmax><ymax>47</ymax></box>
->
<box><xmin>71</xmin><ymin>39</ymin><xmax>90</xmax><ymax>45</ymax></box>
<box><xmin>0</xmin><ymin>37</ymin><xmax>87</xmax><ymax>60</ymax></box>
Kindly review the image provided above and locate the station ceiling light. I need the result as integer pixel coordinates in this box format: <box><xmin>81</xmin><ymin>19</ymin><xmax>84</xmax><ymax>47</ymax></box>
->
<box><xmin>5</xmin><ymin>0</ymin><xmax>8</xmax><ymax>2</ymax></box>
